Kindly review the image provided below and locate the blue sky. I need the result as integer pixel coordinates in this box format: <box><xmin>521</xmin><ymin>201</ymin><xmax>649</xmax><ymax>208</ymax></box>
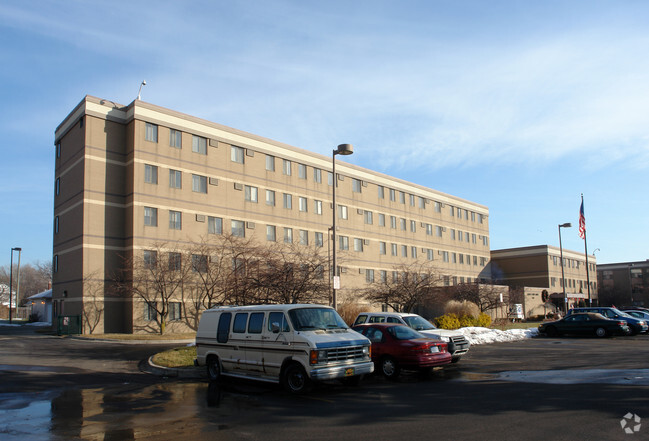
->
<box><xmin>1</xmin><ymin>0</ymin><xmax>648</xmax><ymax>267</ymax></box>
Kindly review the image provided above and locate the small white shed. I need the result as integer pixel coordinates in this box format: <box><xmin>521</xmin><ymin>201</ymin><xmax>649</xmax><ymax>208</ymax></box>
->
<box><xmin>27</xmin><ymin>289</ymin><xmax>52</xmax><ymax>323</ymax></box>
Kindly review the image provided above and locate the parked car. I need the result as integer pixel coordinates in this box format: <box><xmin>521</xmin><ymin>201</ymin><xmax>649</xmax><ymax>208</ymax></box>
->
<box><xmin>195</xmin><ymin>304</ymin><xmax>373</xmax><ymax>394</ymax></box>
<box><xmin>622</xmin><ymin>310</ymin><xmax>649</xmax><ymax>321</ymax></box>
<box><xmin>352</xmin><ymin>323</ymin><xmax>451</xmax><ymax>379</ymax></box>
<box><xmin>566</xmin><ymin>307</ymin><xmax>648</xmax><ymax>335</ymax></box>
<box><xmin>353</xmin><ymin>312</ymin><xmax>470</xmax><ymax>363</ymax></box>
<box><xmin>538</xmin><ymin>312</ymin><xmax>630</xmax><ymax>338</ymax></box>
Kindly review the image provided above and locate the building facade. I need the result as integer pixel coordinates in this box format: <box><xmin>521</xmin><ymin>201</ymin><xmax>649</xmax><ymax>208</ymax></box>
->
<box><xmin>597</xmin><ymin>260</ymin><xmax>649</xmax><ymax>308</ymax></box>
<box><xmin>53</xmin><ymin>96</ymin><xmax>491</xmax><ymax>333</ymax></box>
<box><xmin>491</xmin><ymin>245</ymin><xmax>597</xmax><ymax>311</ymax></box>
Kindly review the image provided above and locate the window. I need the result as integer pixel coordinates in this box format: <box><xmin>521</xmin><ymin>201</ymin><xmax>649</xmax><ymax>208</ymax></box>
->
<box><xmin>192</xmin><ymin>254</ymin><xmax>208</xmax><ymax>272</ymax></box>
<box><xmin>400</xmin><ymin>218</ymin><xmax>406</xmax><ymax>231</ymax></box>
<box><xmin>144</xmin><ymin>164</ymin><xmax>158</xmax><ymax>184</ymax></box>
<box><xmin>409</xmin><ymin>194</ymin><xmax>415</xmax><ymax>206</ymax></box>
<box><xmin>145</xmin><ymin>123</ymin><xmax>158</xmax><ymax>142</ymax></box>
<box><xmin>208</xmin><ymin>216</ymin><xmax>222</xmax><ymax>234</ymax></box>
<box><xmin>217</xmin><ymin>312</ymin><xmax>231</xmax><ymax>343</ymax></box>
<box><xmin>450</xmin><ymin>206</ymin><xmax>455</xmax><ymax>217</ymax></box>
<box><xmin>442</xmin><ymin>251</ymin><xmax>449</xmax><ymax>262</ymax></box>
<box><xmin>451</xmin><ymin>229</ymin><xmax>456</xmax><ymax>240</ymax></box>
<box><xmin>313</xmin><ymin>168</ymin><xmax>322</xmax><ymax>183</ymax></box>
<box><xmin>410</xmin><ymin>220</ymin><xmax>416</xmax><ymax>233</ymax></box>
<box><xmin>245</xmin><ymin>185</ymin><xmax>258</xmax><ymax>202</ymax></box>
<box><xmin>169</xmin><ymin>129</ymin><xmax>182</xmax><ymax>148</ymax></box>
<box><xmin>192</xmin><ymin>174</ymin><xmax>207</xmax><ymax>193</ymax></box>
<box><xmin>54</xmin><ymin>216</ymin><xmax>59</xmax><ymax>234</ymax></box>
<box><xmin>366</xmin><ymin>269</ymin><xmax>375</xmax><ymax>283</ymax></box>
<box><xmin>144</xmin><ymin>303</ymin><xmax>157</xmax><ymax>321</ymax></box>
<box><xmin>233</xmin><ymin>313</ymin><xmax>248</xmax><ymax>333</ymax></box>
<box><xmin>283</xmin><ymin>193</ymin><xmax>292</xmax><ymax>209</ymax></box>
<box><xmin>266</xmin><ymin>190</ymin><xmax>276</xmax><ymax>206</ymax></box>
<box><xmin>338</xmin><ymin>205</ymin><xmax>348</xmax><ymax>219</ymax></box>
<box><xmin>339</xmin><ymin>236</ymin><xmax>349</xmax><ymax>250</ymax></box>
<box><xmin>314</xmin><ymin>200</ymin><xmax>323</xmax><ymax>215</ymax></box>
<box><xmin>379</xmin><ymin>242</ymin><xmax>386</xmax><ymax>255</ymax></box>
<box><xmin>390</xmin><ymin>216</ymin><xmax>397</xmax><ymax>229</ymax></box>
<box><xmin>231</xmin><ymin>145</ymin><xmax>244</xmax><ymax>163</ymax></box>
<box><xmin>471</xmin><ymin>212</ymin><xmax>476</xmax><ymax>222</ymax></box>
<box><xmin>168</xmin><ymin>252</ymin><xmax>182</xmax><ymax>271</ymax></box>
<box><xmin>232</xmin><ymin>220</ymin><xmax>245</xmax><ymax>237</ymax></box>
<box><xmin>327</xmin><ymin>171</ymin><xmax>333</xmax><ymax>186</ymax></box>
<box><xmin>419</xmin><ymin>197</ymin><xmax>426</xmax><ymax>209</ymax></box>
<box><xmin>53</xmin><ymin>255</ymin><xmax>58</xmax><ymax>273</ymax></box>
<box><xmin>479</xmin><ymin>214</ymin><xmax>484</xmax><ymax>224</ymax></box>
<box><xmin>411</xmin><ymin>247</ymin><xmax>417</xmax><ymax>258</ymax></box>
<box><xmin>248</xmin><ymin>313</ymin><xmax>264</xmax><ymax>334</ymax></box>
<box><xmin>391</xmin><ymin>243</ymin><xmax>397</xmax><ymax>256</ymax></box>
<box><xmin>427</xmin><ymin>249</ymin><xmax>434</xmax><ymax>261</ymax></box>
<box><xmin>389</xmin><ymin>188</ymin><xmax>396</xmax><ymax>201</ymax></box>
<box><xmin>267</xmin><ymin>225</ymin><xmax>276</xmax><ymax>242</ymax></box>
<box><xmin>298</xmin><ymin>163</ymin><xmax>307</xmax><ymax>179</ymax></box>
<box><xmin>268</xmin><ymin>312</ymin><xmax>290</xmax><ymax>332</ymax></box>
<box><xmin>452</xmin><ymin>253</ymin><xmax>457</xmax><ymax>263</ymax></box>
<box><xmin>144</xmin><ymin>207</ymin><xmax>158</xmax><ymax>226</ymax></box>
<box><xmin>299</xmin><ymin>197</ymin><xmax>308</xmax><ymax>212</ymax></box>
<box><xmin>352</xmin><ymin>178</ymin><xmax>362</xmax><ymax>193</ymax></box>
<box><xmin>266</xmin><ymin>155</ymin><xmax>275</xmax><ymax>171</ymax></box>
<box><xmin>364</xmin><ymin>211</ymin><xmax>373</xmax><ymax>224</ymax></box>
<box><xmin>435</xmin><ymin>202</ymin><xmax>441</xmax><ymax>213</ymax></box>
<box><xmin>169</xmin><ymin>170</ymin><xmax>182</xmax><ymax>189</ymax></box>
<box><xmin>465</xmin><ymin>232</ymin><xmax>470</xmax><ymax>242</ymax></box>
<box><xmin>436</xmin><ymin>226</ymin><xmax>443</xmax><ymax>237</ymax></box>
<box><xmin>299</xmin><ymin>230</ymin><xmax>308</xmax><ymax>245</ymax></box>
<box><xmin>55</xmin><ymin>177</ymin><xmax>60</xmax><ymax>196</ymax></box>
<box><xmin>192</xmin><ymin>135</ymin><xmax>207</xmax><ymax>155</ymax></box>
<box><xmin>143</xmin><ymin>250</ymin><xmax>157</xmax><ymax>268</ymax></box>
<box><xmin>459</xmin><ymin>254</ymin><xmax>464</xmax><ymax>264</ymax></box>
<box><xmin>483</xmin><ymin>236</ymin><xmax>489</xmax><ymax>246</ymax></box>
<box><xmin>283</xmin><ymin>159</ymin><xmax>292</xmax><ymax>175</ymax></box>
<box><xmin>56</xmin><ymin>142</ymin><xmax>61</xmax><ymax>158</ymax></box>
<box><xmin>284</xmin><ymin>227</ymin><xmax>293</xmax><ymax>243</ymax></box>
<box><xmin>378</xmin><ymin>213</ymin><xmax>385</xmax><ymax>226</ymax></box>
<box><xmin>169</xmin><ymin>211</ymin><xmax>182</xmax><ymax>230</ymax></box>
<box><xmin>399</xmin><ymin>191</ymin><xmax>406</xmax><ymax>204</ymax></box>
<box><xmin>314</xmin><ymin>232</ymin><xmax>324</xmax><ymax>247</ymax></box>
<box><xmin>169</xmin><ymin>302</ymin><xmax>181</xmax><ymax>321</ymax></box>
<box><xmin>354</xmin><ymin>238</ymin><xmax>363</xmax><ymax>252</ymax></box>
<box><xmin>458</xmin><ymin>230</ymin><xmax>463</xmax><ymax>242</ymax></box>
<box><xmin>401</xmin><ymin>245</ymin><xmax>408</xmax><ymax>257</ymax></box>
<box><xmin>378</xmin><ymin>185</ymin><xmax>384</xmax><ymax>199</ymax></box>
<box><xmin>426</xmin><ymin>224</ymin><xmax>433</xmax><ymax>235</ymax></box>
<box><xmin>472</xmin><ymin>234</ymin><xmax>477</xmax><ymax>244</ymax></box>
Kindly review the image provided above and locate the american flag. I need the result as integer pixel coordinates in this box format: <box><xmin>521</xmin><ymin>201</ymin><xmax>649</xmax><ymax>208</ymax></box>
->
<box><xmin>579</xmin><ymin>200</ymin><xmax>586</xmax><ymax>239</ymax></box>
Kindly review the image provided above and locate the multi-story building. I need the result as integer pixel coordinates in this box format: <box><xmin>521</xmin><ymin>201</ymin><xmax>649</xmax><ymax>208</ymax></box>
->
<box><xmin>491</xmin><ymin>245</ymin><xmax>597</xmax><ymax>312</ymax></box>
<box><xmin>597</xmin><ymin>260</ymin><xmax>649</xmax><ymax>308</ymax></box>
<box><xmin>53</xmin><ymin>96</ymin><xmax>490</xmax><ymax>333</ymax></box>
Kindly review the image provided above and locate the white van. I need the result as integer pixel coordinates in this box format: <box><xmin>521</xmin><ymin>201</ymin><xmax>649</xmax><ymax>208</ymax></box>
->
<box><xmin>353</xmin><ymin>312</ymin><xmax>471</xmax><ymax>363</ymax></box>
<box><xmin>196</xmin><ymin>304</ymin><xmax>373</xmax><ymax>393</ymax></box>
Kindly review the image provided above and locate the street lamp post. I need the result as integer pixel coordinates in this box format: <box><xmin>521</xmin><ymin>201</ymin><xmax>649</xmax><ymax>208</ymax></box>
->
<box><xmin>9</xmin><ymin>247</ymin><xmax>22</xmax><ymax>324</ymax></box>
<box><xmin>331</xmin><ymin>144</ymin><xmax>353</xmax><ymax>310</ymax></box>
<box><xmin>558</xmin><ymin>223</ymin><xmax>571</xmax><ymax>315</ymax></box>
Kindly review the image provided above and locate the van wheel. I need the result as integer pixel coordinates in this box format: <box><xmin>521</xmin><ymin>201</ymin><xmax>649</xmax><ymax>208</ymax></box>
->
<box><xmin>595</xmin><ymin>327</ymin><xmax>608</xmax><ymax>338</ymax></box>
<box><xmin>380</xmin><ymin>356</ymin><xmax>400</xmax><ymax>380</ymax></box>
<box><xmin>282</xmin><ymin>363</ymin><xmax>311</xmax><ymax>394</ymax></box>
<box><xmin>207</xmin><ymin>356</ymin><xmax>221</xmax><ymax>382</ymax></box>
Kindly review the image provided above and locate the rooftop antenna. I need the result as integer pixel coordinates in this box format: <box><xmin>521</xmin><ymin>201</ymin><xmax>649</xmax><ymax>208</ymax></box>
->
<box><xmin>137</xmin><ymin>80</ymin><xmax>146</xmax><ymax>100</ymax></box>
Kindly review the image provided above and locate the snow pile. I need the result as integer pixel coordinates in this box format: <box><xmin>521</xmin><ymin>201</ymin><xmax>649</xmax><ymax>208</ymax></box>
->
<box><xmin>458</xmin><ymin>326</ymin><xmax>539</xmax><ymax>345</ymax></box>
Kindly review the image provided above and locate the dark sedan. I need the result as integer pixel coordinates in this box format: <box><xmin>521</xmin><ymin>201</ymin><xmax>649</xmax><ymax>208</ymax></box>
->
<box><xmin>538</xmin><ymin>313</ymin><xmax>630</xmax><ymax>338</ymax></box>
<box><xmin>352</xmin><ymin>323</ymin><xmax>451</xmax><ymax>380</ymax></box>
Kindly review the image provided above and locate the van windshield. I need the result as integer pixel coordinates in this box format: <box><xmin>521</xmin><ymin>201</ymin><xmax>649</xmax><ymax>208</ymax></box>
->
<box><xmin>288</xmin><ymin>308</ymin><xmax>349</xmax><ymax>331</ymax></box>
<box><xmin>403</xmin><ymin>315</ymin><xmax>436</xmax><ymax>331</ymax></box>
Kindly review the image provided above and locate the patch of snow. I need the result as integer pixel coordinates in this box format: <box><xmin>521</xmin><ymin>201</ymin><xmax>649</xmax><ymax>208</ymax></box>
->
<box><xmin>458</xmin><ymin>326</ymin><xmax>539</xmax><ymax>345</ymax></box>
<box><xmin>26</xmin><ymin>322</ymin><xmax>52</xmax><ymax>327</ymax></box>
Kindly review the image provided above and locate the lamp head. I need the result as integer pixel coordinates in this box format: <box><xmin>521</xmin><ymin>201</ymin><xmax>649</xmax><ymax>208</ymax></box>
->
<box><xmin>12</xmin><ymin>247</ymin><xmax>21</xmax><ymax>251</ymax></box>
<box><xmin>334</xmin><ymin>144</ymin><xmax>353</xmax><ymax>156</ymax></box>
<box><xmin>559</xmin><ymin>223</ymin><xmax>572</xmax><ymax>228</ymax></box>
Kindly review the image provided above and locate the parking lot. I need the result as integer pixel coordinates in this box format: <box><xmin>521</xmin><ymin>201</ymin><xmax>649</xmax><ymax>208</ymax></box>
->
<box><xmin>1</xmin><ymin>327</ymin><xmax>648</xmax><ymax>440</ymax></box>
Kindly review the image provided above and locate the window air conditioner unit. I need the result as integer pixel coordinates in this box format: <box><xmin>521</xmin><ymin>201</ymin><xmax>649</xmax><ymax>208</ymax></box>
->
<box><xmin>246</xmin><ymin>222</ymin><xmax>255</xmax><ymax>229</ymax></box>
<box><xmin>234</xmin><ymin>183</ymin><xmax>243</xmax><ymax>190</ymax></box>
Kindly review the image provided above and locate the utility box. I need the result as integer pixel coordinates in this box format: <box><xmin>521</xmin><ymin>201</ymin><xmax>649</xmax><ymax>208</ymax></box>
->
<box><xmin>508</xmin><ymin>304</ymin><xmax>524</xmax><ymax>321</ymax></box>
<box><xmin>57</xmin><ymin>315</ymin><xmax>82</xmax><ymax>335</ymax></box>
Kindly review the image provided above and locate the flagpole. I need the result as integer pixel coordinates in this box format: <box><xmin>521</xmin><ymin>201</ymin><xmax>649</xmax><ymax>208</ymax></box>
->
<box><xmin>580</xmin><ymin>194</ymin><xmax>592</xmax><ymax>305</ymax></box>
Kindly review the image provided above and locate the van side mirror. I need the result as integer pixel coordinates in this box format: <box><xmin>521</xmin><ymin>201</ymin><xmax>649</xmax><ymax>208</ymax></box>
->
<box><xmin>271</xmin><ymin>322</ymin><xmax>280</xmax><ymax>333</ymax></box>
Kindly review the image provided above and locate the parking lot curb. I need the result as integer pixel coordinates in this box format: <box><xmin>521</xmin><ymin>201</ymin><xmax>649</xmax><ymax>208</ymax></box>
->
<box><xmin>147</xmin><ymin>356</ymin><xmax>206</xmax><ymax>379</ymax></box>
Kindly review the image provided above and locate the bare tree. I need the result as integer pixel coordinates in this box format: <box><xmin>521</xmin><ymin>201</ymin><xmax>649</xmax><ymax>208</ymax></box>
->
<box><xmin>251</xmin><ymin>241</ymin><xmax>329</xmax><ymax>305</ymax></box>
<box><xmin>81</xmin><ymin>271</ymin><xmax>105</xmax><ymax>335</ymax></box>
<box><xmin>451</xmin><ymin>282</ymin><xmax>504</xmax><ymax>313</ymax></box>
<box><xmin>364</xmin><ymin>261</ymin><xmax>443</xmax><ymax>312</ymax></box>
<box><xmin>115</xmin><ymin>244</ymin><xmax>190</xmax><ymax>334</ymax></box>
<box><xmin>0</xmin><ymin>261</ymin><xmax>52</xmax><ymax>304</ymax></box>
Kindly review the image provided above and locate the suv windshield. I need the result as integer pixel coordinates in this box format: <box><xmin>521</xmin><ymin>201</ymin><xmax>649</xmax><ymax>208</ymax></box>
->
<box><xmin>288</xmin><ymin>308</ymin><xmax>349</xmax><ymax>331</ymax></box>
<box><xmin>402</xmin><ymin>315</ymin><xmax>436</xmax><ymax>331</ymax></box>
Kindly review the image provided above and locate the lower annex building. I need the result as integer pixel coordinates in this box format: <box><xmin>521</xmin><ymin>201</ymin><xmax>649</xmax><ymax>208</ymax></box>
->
<box><xmin>53</xmin><ymin>96</ymin><xmax>491</xmax><ymax>333</ymax></box>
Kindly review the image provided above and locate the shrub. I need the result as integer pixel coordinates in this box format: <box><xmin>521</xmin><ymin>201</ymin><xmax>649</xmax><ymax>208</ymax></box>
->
<box><xmin>458</xmin><ymin>314</ymin><xmax>476</xmax><ymax>328</ymax></box>
<box><xmin>476</xmin><ymin>313</ymin><xmax>491</xmax><ymax>327</ymax></box>
<box><xmin>337</xmin><ymin>301</ymin><xmax>367</xmax><ymax>326</ymax></box>
<box><xmin>435</xmin><ymin>313</ymin><xmax>461</xmax><ymax>330</ymax></box>
<box><xmin>444</xmin><ymin>300</ymin><xmax>479</xmax><ymax>318</ymax></box>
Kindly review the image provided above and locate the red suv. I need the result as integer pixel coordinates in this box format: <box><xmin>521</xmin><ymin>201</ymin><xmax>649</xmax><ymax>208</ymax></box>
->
<box><xmin>352</xmin><ymin>323</ymin><xmax>452</xmax><ymax>380</ymax></box>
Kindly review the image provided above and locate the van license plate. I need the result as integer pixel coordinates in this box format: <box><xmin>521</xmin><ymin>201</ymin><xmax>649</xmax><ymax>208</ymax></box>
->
<box><xmin>344</xmin><ymin>368</ymin><xmax>355</xmax><ymax>377</ymax></box>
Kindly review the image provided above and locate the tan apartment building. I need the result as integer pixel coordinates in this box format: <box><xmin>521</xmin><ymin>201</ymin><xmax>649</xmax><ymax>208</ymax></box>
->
<box><xmin>491</xmin><ymin>245</ymin><xmax>597</xmax><ymax>314</ymax></box>
<box><xmin>53</xmin><ymin>96</ymin><xmax>491</xmax><ymax>333</ymax></box>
